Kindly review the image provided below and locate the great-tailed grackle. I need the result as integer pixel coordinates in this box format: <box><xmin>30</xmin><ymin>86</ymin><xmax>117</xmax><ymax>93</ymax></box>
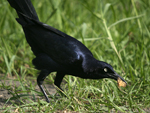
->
<box><xmin>7</xmin><ymin>0</ymin><xmax>127</xmax><ymax>103</ymax></box>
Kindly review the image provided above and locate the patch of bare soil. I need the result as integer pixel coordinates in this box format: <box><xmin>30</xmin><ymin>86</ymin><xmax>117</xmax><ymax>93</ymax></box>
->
<box><xmin>0</xmin><ymin>77</ymin><xmax>56</xmax><ymax>109</ymax></box>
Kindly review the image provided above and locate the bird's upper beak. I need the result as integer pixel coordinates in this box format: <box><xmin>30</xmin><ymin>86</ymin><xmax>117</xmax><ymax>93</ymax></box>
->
<box><xmin>108</xmin><ymin>72</ymin><xmax>127</xmax><ymax>84</ymax></box>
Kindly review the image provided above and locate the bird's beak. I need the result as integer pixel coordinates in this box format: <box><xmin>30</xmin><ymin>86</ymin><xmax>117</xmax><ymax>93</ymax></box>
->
<box><xmin>108</xmin><ymin>72</ymin><xmax>127</xmax><ymax>84</ymax></box>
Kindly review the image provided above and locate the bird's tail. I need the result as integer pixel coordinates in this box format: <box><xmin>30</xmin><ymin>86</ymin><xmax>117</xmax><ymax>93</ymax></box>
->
<box><xmin>7</xmin><ymin>0</ymin><xmax>39</xmax><ymax>26</ymax></box>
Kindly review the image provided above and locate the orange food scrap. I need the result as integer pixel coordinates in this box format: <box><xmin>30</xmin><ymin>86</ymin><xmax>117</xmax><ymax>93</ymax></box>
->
<box><xmin>117</xmin><ymin>77</ymin><xmax>126</xmax><ymax>87</ymax></box>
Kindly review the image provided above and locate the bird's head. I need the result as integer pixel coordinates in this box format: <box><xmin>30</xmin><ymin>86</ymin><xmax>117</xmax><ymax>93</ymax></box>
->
<box><xmin>86</xmin><ymin>60</ymin><xmax>127</xmax><ymax>85</ymax></box>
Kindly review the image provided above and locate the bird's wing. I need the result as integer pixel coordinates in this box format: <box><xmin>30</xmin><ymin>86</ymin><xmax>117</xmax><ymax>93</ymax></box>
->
<box><xmin>24</xmin><ymin>20</ymin><xmax>92</xmax><ymax>66</ymax></box>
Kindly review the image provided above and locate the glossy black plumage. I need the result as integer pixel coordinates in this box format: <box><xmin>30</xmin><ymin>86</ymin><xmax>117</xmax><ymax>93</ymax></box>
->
<box><xmin>7</xmin><ymin>0</ymin><xmax>127</xmax><ymax>103</ymax></box>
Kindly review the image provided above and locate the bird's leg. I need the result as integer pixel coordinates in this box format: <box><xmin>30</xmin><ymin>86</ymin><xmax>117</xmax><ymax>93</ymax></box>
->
<box><xmin>37</xmin><ymin>70</ymin><xmax>51</xmax><ymax>103</ymax></box>
<box><xmin>54</xmin><ymin>72</ymin><xmax>65</xmax><ymax>91</ymax></box>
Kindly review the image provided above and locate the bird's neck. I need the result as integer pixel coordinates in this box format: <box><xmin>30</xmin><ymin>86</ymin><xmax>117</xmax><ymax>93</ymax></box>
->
<box><xmin>82</xmin><ymin>55</ymin><xmax>99</xmax><ymax>73</ymax></box>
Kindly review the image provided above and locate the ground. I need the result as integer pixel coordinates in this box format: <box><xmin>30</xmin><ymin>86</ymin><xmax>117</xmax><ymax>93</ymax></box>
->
<box><xmin>1</xmin><ymin>76</ymin><xmax>150</xmax><ymax>112</ymax></box>
<box><xmin>0</xmin><ymin>76</ymin><xmax>57</xmax><ymax>112</ymax></box>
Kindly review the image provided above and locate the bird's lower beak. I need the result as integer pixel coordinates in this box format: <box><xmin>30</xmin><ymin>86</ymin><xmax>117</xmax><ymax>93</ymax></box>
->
<box><xmin>108</xmin><ymin>72</ymin><xmax>127</xmax><ymax>84</ymax></box>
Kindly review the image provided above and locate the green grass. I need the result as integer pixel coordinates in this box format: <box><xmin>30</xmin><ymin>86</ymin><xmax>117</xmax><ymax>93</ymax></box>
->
<box><xmin>0</xmin><ymin>0</ymin><xmax>150</xmax><ymax>112</ymax></box>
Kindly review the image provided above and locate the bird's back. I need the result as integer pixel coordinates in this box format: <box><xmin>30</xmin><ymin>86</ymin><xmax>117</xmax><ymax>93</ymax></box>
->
<box><xmin>23</xmin><ymin>20</ymin><xmax>93</xmax><ymax>67</ymax></box>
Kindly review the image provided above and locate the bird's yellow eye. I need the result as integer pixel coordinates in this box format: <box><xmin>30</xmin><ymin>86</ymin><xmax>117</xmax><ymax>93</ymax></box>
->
<box><xmin>104</xmin><ymin>68</ymin><xmax>107</xmax><ymax>72</ymax></box>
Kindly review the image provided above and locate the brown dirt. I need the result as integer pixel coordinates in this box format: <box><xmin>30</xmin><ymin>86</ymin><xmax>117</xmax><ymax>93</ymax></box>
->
<box><xmin>0</xmin><ymin>77</ymin><xmax>57</xmax><ymax>109</ymax></box>
<box><xmin>0</xmin><ymin>77</ymin><xmax>79</xmax><ymax>113</ymax></box>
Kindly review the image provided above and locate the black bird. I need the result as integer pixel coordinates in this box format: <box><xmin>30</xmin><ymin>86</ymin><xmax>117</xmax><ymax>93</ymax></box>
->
<box><xmin>7</xmin><ymin>0</ymin><xmax>127</xmax><ymax>103</ymax></box>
